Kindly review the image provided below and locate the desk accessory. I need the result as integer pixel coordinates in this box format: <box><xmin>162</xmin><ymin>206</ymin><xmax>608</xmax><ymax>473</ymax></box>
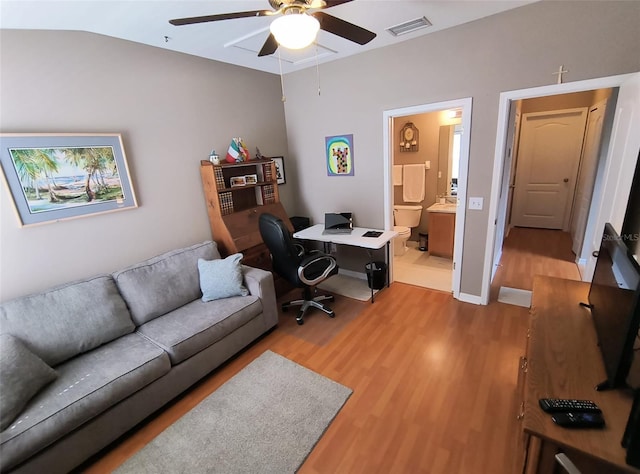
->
<box><xmin>551</xmin><ymin>412</ymin><xmax>605</xmax><ymax>429</ymax></box>
<box><xmin>539</xmin><ymin>398</ymin><xmax>601</xmax><ymax>413</ymax></box>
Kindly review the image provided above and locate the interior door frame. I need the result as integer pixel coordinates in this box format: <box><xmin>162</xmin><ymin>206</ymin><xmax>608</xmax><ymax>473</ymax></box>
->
<box><xmin>482</xmin><ymin>73</ymin><xmax>638</xmax><ymax>305</ymax></box>
<box><xmin>382</xmin><ymin>97</ymin><xmax>472</xmax><ymax>301</ymax></box>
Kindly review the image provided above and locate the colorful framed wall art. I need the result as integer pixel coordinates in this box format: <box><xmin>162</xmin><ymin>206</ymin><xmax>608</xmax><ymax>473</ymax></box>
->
<box><xmin>325</xmin><ymin>134</ymin><xmax>354</xmax><ymax>177</ymax></box>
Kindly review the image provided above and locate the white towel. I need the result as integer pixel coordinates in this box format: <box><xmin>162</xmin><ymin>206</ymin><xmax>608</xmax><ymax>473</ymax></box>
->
<box><xmin>403</xmin><ymin>164</ymin><xmax>425</xmax><ymax>202</ymax></box>
<box><xmin>393</xmin><ymin>165</ymin><xmax>403</xmax><ymax>186</ymax></box>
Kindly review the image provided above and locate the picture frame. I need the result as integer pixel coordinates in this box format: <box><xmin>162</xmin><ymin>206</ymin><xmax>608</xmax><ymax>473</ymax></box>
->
<box><xmin>230</xmin><ymin>176</ymin><xmax>247</xmax><ymax>187</ymax></box>
<box><xmin>0</xmin><ymin>133</ymin><xmax>138</xmax><ymax>227</ymax></box>
<box><xmin>325</xmin><ymin>134</ymin><xmax>355</xmax><ymax>176</ymax></box>
<box><xmin>244</xmin><ymin>174</ymin><xmax>257</xmax><ymax>185</ymax></box>
<box><xmin>273</xmin><ymin>156</ymin><xmax>286</xmax><ymax>185</ymax></box>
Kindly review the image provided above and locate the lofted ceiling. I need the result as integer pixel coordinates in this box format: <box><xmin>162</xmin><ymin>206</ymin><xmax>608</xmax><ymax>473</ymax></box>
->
<box><xmin>0</xmin><ymin>1</ymin><xmax>535</xmax><ymax>75</ymax></box>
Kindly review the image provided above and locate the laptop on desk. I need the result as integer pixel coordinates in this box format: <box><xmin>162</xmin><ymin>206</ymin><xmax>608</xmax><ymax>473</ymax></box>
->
<box><xmin>323</xmin><ymin>212</ymin><xmax>353</xmax><ymax>235</ymax></box>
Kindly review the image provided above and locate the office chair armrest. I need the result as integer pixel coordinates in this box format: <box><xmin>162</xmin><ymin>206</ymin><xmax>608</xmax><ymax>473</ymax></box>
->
<box><xmin>297</xmin><ymin>253</ymin><xmax>338</xmax><ymax>286</ymax></box>
<box><xmin>294</xmin><ymin>243</ymin><xmax>305</xmax><ymax>258</ymax></box>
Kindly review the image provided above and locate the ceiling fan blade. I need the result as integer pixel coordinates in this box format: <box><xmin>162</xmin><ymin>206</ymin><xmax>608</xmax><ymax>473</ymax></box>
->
<box><xmin>258</xmin><ymin>33</ymin><xmax>279</xmax><ymax>57</ymax></box>
<box><xmin>169</xmin><ymin>10</ymin><xmax>273</xmax><ymax>26</ymax></box>
<box><xmin>323</xmin><ymin>0</ymin><xmax>355</xmax><ymax>8</ymax></box>
<box><xmin>311</xmin><ymin>11</ymin><xmax>375</xmax><ymax>45</ymax></box>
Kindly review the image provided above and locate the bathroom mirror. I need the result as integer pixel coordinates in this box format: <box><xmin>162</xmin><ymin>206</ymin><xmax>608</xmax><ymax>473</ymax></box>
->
<box><xmin>437</xmin><ymin>124</ymin><xmax>461</xmax><ymax>198</ymax></box>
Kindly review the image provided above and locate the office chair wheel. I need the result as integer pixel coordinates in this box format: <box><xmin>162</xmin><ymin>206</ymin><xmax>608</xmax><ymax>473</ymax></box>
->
<box><xmin>296</xmin><ymin>316</ymin><xmax>304</xmax><ymax>325</ymax></box>
<box><xmin>328</xmin><ymin>296</ymin><xmax>335</xmax><ymax>302</ymax></box>
<box><xmin>328</xmin><ymin>311</ymin><xmax>335</xmax><ymax>318</ymax></box>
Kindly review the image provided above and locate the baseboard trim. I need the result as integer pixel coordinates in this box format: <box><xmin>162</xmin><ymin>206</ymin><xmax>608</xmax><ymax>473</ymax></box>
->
<box><xmin>458</xmin><ymin>292</ymin><xmax>483</xmax><ymax>305</ymax></box>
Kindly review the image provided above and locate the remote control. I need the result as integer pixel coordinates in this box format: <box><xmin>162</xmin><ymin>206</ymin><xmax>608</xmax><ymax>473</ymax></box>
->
<box><xmin>551</xmin><ymin>412</ymin><xmax>605</xmax><ymax>429</ymax></box>
<box><xmin>539</xmin><ymin>398</ymin><xmax>601</xmax><ymax>413</ymax></box>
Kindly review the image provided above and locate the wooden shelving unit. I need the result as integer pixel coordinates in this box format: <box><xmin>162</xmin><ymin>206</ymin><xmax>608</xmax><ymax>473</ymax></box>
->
<box><xmin>200</xmin><ymin>158</ymin><xmax>293</xmax><ymax>294</ymax></box>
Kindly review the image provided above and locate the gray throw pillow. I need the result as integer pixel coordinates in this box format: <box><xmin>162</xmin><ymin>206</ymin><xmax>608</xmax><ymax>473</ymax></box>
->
<box><xmin>0</xmin><ymin>334</ymin><xmax>58</xmax><ymax>431</ymax></box>
<box><xmin>198</xmin><ymin>254</ymin><xmax>249</xmax><ymax>302</ymax></box>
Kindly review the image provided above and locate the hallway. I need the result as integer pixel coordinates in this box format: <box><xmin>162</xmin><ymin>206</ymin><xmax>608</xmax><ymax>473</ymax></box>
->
<box><xmin>490</xmin><ymin>226</ymin><xmax>582</xmax><ymax>302</ymax></box>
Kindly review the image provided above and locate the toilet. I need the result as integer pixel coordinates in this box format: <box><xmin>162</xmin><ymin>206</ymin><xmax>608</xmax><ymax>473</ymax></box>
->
<box><xmin>393</xmin><ymin>205</ymin><xmax>423</xmax><ymax>256</ymax></box>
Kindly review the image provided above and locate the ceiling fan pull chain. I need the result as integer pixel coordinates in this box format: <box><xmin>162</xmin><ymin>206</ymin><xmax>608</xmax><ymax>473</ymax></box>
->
<box><xmin>315</xmin><ymin>43</ymin><xmax>321</xmax><ymax>96</ymax></box>
<box><xmin>278</xmin><ymin>49</ymin><xmax>286</xmax><ymax>102</ymax></box>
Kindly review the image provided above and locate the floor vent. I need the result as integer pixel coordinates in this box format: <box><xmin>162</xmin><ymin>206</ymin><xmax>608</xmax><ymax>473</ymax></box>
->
<box><xmin>386</xmin><ymin>16</ymin><xmax>432</xmax><ymax>37</ymax></box>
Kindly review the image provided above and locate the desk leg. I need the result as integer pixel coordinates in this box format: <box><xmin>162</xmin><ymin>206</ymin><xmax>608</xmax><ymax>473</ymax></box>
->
<box><xmin>386</xmin><ymin>241</ymin><xmax>390</xmax><ymax>288</ymax></box>
<box><xmin>367</xmin><ymin>250</ymin><xmax>374</xmax><ymax>303</ymax></box>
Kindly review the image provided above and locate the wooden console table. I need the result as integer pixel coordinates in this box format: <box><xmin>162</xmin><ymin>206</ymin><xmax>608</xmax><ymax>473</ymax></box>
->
<box><xmin>518</xmin><ymin>276</ymin><xmax>638</xmax><ymax>473</ymax></box>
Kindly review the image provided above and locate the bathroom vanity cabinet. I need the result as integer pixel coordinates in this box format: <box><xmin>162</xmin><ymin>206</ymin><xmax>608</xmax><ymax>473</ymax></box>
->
<box><xmin>427</xmin><ymin>204</ymin><xmax>456</xmax><ymax>258</ymax></box>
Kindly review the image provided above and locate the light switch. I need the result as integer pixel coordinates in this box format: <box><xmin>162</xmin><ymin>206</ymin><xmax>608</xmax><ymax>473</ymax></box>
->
<box><xmin>469</xmin><ymin>197</ymin><xmax>484</xmax><ymax>210</ymax></box>
<box><xmin>425</xmin><ymin>161</ymin><xmax>431</xmax><ymax>169</ymax></box>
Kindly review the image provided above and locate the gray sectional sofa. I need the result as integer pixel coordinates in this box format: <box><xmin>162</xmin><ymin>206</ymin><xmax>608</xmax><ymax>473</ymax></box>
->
<box><xmin>0</xmin><ymin>241</ymin><xmax>278</xmax><ymax>474</ymax></box>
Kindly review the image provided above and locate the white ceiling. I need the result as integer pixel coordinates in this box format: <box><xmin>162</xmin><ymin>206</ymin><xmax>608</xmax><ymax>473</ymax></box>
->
<box><xmin>0</xmin><ymin>1</ymin><xmax>535</xmax><ymax>75</ymax></box>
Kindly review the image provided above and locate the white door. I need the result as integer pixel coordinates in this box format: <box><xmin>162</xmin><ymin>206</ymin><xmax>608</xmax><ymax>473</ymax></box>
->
<box><xmin>570</xmin><ymin>99</ymin><xmax>608</xmax><ymax>255</ymax></box>
<box><xmin>492</xmin><ymin>106</ymin><xmax>520</xmax><ymax>280</ymax></box>
<box><xmin>511</xmin><ymin>108</ymin><xmax>588</xmax><ymax>229</ymax></box>
<box><xmin>584</xmin><ymin>73</ymin><xmax>640</xmax><ymax>281</ymax></box>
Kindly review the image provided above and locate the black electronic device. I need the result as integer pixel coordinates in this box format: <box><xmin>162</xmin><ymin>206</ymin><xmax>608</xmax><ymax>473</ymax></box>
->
<box><xmin>622</xmin><ymin>389</ymin><xmax>640</xmax><ymax>468</ymax></box>
<box><xmin>323</xmin><ymin>212</ymin><xmax>353</xmax><ymax>235</ymax></box>
<box><xmin>551</xmin><ymin>412</ymin><xmax>605</xmax><ymax>429</ymax></box>
<box><xmin>539</xmin><ymin>398</ymin><xmax>601</xmax><ymax>413</ymax></box>
<box><xmin>586</xmin><ymin>223</ymin><xmax>640</xmax><ymax>391</ymax></box>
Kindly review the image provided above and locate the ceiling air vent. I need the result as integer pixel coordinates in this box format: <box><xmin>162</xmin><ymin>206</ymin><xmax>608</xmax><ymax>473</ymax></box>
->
<box><xmin>386</xmin><ymin>16</ymin><xmax>432</xmax><ymax>37</ymax></box>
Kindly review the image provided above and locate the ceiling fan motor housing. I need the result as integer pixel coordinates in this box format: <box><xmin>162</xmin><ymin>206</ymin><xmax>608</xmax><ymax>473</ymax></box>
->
<box><xmin>269</xmin><ymin>0</ymin><xmax>325</xmax><ymax>10</ymax></box>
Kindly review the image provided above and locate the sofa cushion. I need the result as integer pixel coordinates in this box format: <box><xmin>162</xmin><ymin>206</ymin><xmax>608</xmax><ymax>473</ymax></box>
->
<box><xmin>137</xmin><ymin>295</ymin><xmax>262</xmax><ymax>365</ymax></box>
<box><xmin>113</xmin><ymin>241</ymin><xmax>221</xmax><ymax>326</ymax></box>
<box><xmin>198</xmin><ymin>254</ymin><xmax>249</xmax><ymax>302</ymax></box>
<box><xmin>0</xmin><ymin>275</ymin><xmax>135</xmax><ymax>366</ymax></box>
<box><xmin>0</xmin><ymin>335</ymin><xmax>58</xmax><ymax>431</ymax></box>
<box><xmin>0</xmin><ymin>333</ymin><xmax>170</xmax><ymax>470</ymax></box>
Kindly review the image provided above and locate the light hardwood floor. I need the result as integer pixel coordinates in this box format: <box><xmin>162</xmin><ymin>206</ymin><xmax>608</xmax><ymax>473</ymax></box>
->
<box><xmin>82</xmin><ymin>228</ymin><xmax>581</xmax><ymax>474</ymax></box>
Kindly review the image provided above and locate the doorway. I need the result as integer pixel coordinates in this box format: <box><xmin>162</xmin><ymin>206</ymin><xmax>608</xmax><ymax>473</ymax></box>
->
<box><xmin>483</xmin><ymin>73</ymin><xmax>640</xmax><ymax>304</ymax></box>
<box><xmin>382</xmin><ymin>98</ymin><xmax>472</xmax><ymax>300</ymax></box>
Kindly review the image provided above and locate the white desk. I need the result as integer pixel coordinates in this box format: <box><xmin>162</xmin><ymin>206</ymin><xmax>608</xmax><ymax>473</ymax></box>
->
<box><xmin>293</xmin><ymin>224</ymin><xmax>397</xmax><ymax>302</ymax></box>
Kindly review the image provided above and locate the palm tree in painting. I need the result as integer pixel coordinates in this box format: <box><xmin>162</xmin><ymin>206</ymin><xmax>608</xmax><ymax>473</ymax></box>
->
<box><xmin>65</xmin><ymin>147</ymin><xmax>116</xmax><ymax>201</ymax></box>
<box><xmin>10</xmin><ymin>148</ymin><xmax>60</xmax><ymax>201</ymax></box>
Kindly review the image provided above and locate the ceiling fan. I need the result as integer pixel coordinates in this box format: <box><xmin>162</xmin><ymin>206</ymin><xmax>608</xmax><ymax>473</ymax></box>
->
<box><xmin>169</xmin><ymin>0</ymin><xmax>376</xmax><ymax>57</ymax></box>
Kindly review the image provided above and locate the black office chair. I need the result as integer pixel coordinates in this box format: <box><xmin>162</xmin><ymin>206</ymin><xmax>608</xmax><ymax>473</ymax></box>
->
<box><xmin>258</xmin><ymin>213</ymin><xmax>339</xmax><ymax>325</ymax></box>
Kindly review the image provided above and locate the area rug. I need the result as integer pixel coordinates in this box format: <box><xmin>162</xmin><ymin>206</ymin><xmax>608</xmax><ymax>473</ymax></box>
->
<box><xmin>318</xmin><ymin>273</ymin><xmax>378</xmax><ymax>301</ymax></box>
<box><xmin>498</xmin><ymin>286</ymin><xmax>532</xmax><ymax>308</ymax></box>
<box><xmin>115</xmin><ymin>350</ymin><xmax>352</xmax><ymax>474</ymax></box>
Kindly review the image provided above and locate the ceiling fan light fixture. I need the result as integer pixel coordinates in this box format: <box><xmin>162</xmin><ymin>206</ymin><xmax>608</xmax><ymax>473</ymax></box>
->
<box><xmin>270</xmin><ymin>13</ymin><xmax>320</xmax><ymax>50</ymax></box>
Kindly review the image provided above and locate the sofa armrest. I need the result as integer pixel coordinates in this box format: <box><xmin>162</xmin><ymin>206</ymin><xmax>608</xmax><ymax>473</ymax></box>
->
<box><xmin>241</xmin><ymin>266</ymin><xmax>278</xmax><ymax>329</ymax></box>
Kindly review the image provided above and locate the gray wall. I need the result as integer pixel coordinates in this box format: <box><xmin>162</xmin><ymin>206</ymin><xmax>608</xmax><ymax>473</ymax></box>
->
<box><xmin>281</xmin><ymin>1</ymin><xmax>640</xmax><ymax>296</ymax></box>
<box><xmin>0</xmin><ymin>30</ymin><xmax>289</xmax><ymax>301</ymax></box>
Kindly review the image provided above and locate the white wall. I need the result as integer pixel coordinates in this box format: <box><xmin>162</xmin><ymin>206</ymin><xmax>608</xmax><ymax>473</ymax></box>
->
<box><xmin>0</xmin><ymin>30</ymin><xmax>289</xmax><ymax>301</ymax></box>
<box><xmin>281</xmin><ymin>0</ymin><xmax>640</xmax><ymax>297</ymax></box>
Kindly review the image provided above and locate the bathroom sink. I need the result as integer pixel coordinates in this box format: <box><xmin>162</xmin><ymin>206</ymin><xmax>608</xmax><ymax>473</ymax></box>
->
<box><xmin>427</xmin><ymin>203</ymin><xmax>457</xmax><ymax>213</ymax></box>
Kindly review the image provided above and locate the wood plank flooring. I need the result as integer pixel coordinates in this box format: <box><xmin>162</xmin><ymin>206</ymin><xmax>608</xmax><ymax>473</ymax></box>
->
<box><xmin>82</xmin><ymin>227</ymin><xmax>579</xmax><ymax>474</ymax></box>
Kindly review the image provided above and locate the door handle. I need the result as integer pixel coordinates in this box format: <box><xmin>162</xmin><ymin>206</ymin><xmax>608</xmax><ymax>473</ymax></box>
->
<box><xmin>563</xmin><ymin>178</ymin><xmax>569</xmax><ymax>183</ymax></box>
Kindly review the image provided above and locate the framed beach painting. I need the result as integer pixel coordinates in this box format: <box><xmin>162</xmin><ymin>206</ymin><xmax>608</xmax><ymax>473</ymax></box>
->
<box><xmin>0</xmin><ymin>133</ymin><xmax>138</xmax><ymax>226</ymax></box>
